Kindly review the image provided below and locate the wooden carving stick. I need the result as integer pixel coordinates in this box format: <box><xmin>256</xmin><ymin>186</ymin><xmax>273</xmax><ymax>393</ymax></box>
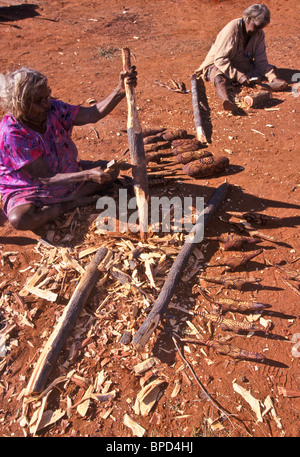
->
<box><xmin>122</xmin><ymin>47</ymin><xmax>149</xmax><ymax>242</ymax></box>
<box><xmin>132</xmin><ymin>181</ymin><xmax>229</xmax><ymax>350</ymax></box>
<box><xmin>25</xmin><ymin>247</ymin><xmax>108</xmax><ymax>394</ymax></box>
<box><xmin>191</xmin><ymin>74</ymin><xmax>207</xmax><ymax>143</ymax></box>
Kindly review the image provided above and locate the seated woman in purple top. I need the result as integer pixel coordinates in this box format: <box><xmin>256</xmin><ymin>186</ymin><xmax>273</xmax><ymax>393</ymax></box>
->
<box><xmin>0</xmin><ymin>66</ymin><xmax>137</xmax><ymax>231</ymax></box>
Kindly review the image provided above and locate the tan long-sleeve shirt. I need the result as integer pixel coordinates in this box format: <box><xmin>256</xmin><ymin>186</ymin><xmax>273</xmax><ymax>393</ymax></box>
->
<box><xmin>195</xmin><ymin>18</ymin><xmax>276</xmax><ymax>82</ymax></box>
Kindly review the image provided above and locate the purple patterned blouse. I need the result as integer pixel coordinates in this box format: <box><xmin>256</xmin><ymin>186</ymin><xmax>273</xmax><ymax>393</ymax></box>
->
<box><xmin>0</xmin><ymin>99</ymin><xmax>83</xmax><ymax>215</ymax></box>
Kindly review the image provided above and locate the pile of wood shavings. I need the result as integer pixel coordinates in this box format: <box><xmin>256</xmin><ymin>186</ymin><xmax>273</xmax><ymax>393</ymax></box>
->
<box><xmin>9</xmin><ymin>229</ymin><xmax>189</xmax><ymax>435</ymax></box>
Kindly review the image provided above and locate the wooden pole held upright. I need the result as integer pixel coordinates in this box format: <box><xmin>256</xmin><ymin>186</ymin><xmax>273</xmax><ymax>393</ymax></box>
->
<box><xmin>122</xmin><ymin>47</ymin><xmax>149</xmax><ymax>242</ymax></box>
<box><xmin>191</xmin><ymin>74</ymin><xmax>207</xmax><ymax>143</ymax></box>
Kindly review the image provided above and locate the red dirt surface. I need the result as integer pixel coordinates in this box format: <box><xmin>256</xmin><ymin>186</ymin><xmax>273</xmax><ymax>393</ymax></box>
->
<box><xmin>0</xmin><ymin>0</ymin><xmax>299</xmax><ymax>439</ymax></box>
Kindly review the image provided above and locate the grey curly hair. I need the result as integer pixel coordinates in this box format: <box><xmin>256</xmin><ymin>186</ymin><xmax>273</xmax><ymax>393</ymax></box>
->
<box><xmin>0</xmin><ymin>67</ymin><xmax>48</xmax><ymax>119</ymax></box>
<box><xmin>242</xmin><ymin>4</ymin><xmax>271</xmax><ymax>28</ymax></box>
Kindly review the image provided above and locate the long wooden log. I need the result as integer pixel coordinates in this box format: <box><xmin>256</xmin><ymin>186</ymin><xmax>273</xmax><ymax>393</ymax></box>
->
<box><xmin>132</xmin><ymin>181</ymin><xmax>229</xmax><ymax>350</ymax></box>
<box><xmin>25</xmin><ymin>247</ymin><xmax>108</xmax><ymax>394</ymax></box>
<box><xmin>122</xmin><ymin>47</ymin><xmax>149</xmax><ymax>242</ymax></box>
<box><xmin>191</xmin><ymin>74</ymin><xmax>207</xmax><ymax>143</ymax></box>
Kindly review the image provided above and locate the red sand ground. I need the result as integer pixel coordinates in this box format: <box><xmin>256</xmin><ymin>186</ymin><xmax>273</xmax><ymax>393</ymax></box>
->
<box><xmin>0</xmin><ymin>0</ymin><xmax>299</xmax><ymax>438</ymax></box>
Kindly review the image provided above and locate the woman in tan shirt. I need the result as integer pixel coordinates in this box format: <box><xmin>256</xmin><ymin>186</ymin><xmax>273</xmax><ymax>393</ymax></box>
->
<box><xmin>195</xmin><ymin>4</ymin><xmax>286</xmax><ymax>111</ymax></box>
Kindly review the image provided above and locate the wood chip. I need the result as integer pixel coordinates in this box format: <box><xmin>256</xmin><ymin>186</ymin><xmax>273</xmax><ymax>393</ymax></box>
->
<box><xmin>100</xmin><ymin>407</ymin><xmax>114</xmax><ymax>420</ymax></box>
<box><xmin>60</xmin><ymin>208</ymin><xmax>78</xmax><ymax>228</ymax></box>
<box><xmin>123</xmin><ymin>414</ymin><xmax>146</xmax><ymax>437</ymax></box>
<box><xmin>278</xmin><ymin>386</ymin><xmax>300</xmax><ymax>398</ymax></box>
<box><xmin>134</xmin><ymin>378</ymin><xmax>166</xmax><ymax>416</ymax></box>
<box><xmin>186</xmin><ymin>320</ymin><xmax>201</xmax><ymax>336</ymax></box>
<box><xmin>33</xmin><ymin>408</ymin><xmax>65</xmax><ymax>433</ymax></box>
<box><xmin>78</xmin><ymin>246</ymin><xmax>101</xmax><ymax>259</ymax></box>
<box><xmin>171</xmin><ymin>379</ymin><xmax>181</xmax><ymax>398</ymax></box>
<box><xmin>91</xmin><ymin>391</ymin><xmax>116</xmax><ymax>402</ymax></box>
<box><xmin>67</xmin><ymin>396</ymin><xmax>72</xmax><ymax>418</ymax></box>
<box><xmin>143</xmin><ymin>257</ymin><xmax>157</xmax><ymax>289</ymax></box>
<box><xmin>233</xmin><ymin>382</ymin><xmax>262</xmax><ymax>422</ymax></box>
<box><xmin>133</xmin><ymin>357</ymin><xmax>158</xmax><ymax>375</ymax></box>
<box><xmin>150</xmin><ymin>412</ymin><xmax>162</xmax><ymax>425</ymax></box>
<box><xmin>23</xmin><ymin>285</ymin><xmax>58</xmax><ymax>302</ymax></box>
<box><xmin>20</xmin><ymin>267</ymin><xmax>49</xmax><ymax>296</ymax></box>
<box><xmin>263</xmin><ymin>395</ymin><xmax>283</xmax><ymax>430</ymax></box>
<box><xmin>77</xmin><ymin>384</ymin><xmax>94</xmax><ymax>417</ymax></box>
<box><xmin>61</xmin><ymin>248</ymin><xmax>85</xmax><ymax>274</ymax></box>
<box><xmin>207</xmin><ymin>417</ymin><xmax>226</xmax><ymax>432</ymax></box>
<box><xmin>94</xmin><ymin>369</ymin><xmax>106</xmax><ymax>391</ymax></box>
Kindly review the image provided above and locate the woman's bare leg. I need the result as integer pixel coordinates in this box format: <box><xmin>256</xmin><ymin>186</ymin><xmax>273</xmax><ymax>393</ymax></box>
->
<box><xmin>8</xmin><ymin>182</ymin><xmax>106</xmax><ymax>231</ymax></box>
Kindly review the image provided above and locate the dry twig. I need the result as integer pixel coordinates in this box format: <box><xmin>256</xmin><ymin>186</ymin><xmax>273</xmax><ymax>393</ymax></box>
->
<box><xmin>164</xmin><ymin>324</ymin><xmax>236</xmax><ymax>427</ymax></box>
